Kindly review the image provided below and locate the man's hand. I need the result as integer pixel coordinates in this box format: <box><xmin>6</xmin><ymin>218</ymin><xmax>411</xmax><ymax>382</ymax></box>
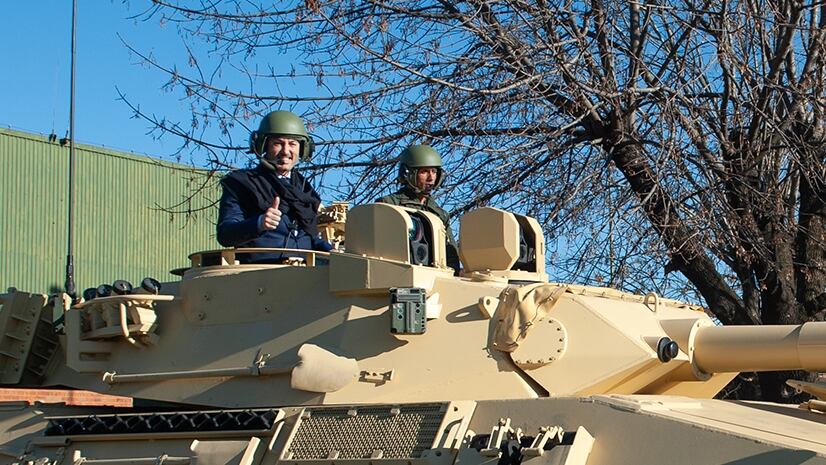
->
<box><xmin>261</xmin><ymin>196</ymin><xmax>282</xmax><ymax>230</ymax></box>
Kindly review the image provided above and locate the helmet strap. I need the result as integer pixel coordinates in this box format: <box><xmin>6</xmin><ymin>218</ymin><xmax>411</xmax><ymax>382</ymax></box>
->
<box><xmin>259</xmin><ymin>156</ymin><xmax>278</xmax><ymax>172</ymax></box>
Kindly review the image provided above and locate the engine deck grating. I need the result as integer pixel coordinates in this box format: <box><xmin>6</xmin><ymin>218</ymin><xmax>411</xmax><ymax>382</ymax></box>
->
<box><xmin>285</xmin><ymin>403</ymin><xmax>445</xmax><ymax>460</ymax></box>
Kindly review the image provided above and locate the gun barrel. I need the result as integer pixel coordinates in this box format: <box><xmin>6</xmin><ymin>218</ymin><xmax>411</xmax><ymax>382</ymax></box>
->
<box><xmin>693</xmin><ymin>322</ymin><xmax>826</xmax><ymax>374</ymax></box>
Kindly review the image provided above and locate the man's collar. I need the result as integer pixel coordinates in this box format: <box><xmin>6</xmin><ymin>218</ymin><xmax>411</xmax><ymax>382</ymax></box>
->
<box><xmin>257</xmin><ymin>162</ymin><xmax>291</xmax><ymax>179</ymax></box>
<box><xmin>400</xmin><ymin>187</ymin><xmax>432</xmax><ymax>205</ymax></box>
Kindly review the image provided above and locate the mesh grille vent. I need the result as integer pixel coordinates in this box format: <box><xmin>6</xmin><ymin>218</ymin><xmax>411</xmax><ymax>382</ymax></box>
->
<box><xmin>286</xmin><ymin>404</ymin><xmax>445</xmax><ymax>460</ymax></box>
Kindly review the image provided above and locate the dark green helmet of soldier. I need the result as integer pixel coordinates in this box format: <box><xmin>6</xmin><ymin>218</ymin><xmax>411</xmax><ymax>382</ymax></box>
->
<box><xmin>248</xmin><ymin>110</ymin><xmax>315</xmax><ymax>160</ymax></box>
<box><xmin>398</xmin><ymin>144</ymin><xmax>446</xmax><ymax>194</ymax></box>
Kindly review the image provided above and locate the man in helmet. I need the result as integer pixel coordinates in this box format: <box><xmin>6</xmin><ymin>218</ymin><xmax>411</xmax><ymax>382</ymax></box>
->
<box><xmin>377</xmin><ymin>144</ymin><xmax>460</xmax><ymax>272</ymax></box>
<box><xmin>217</xmin><ymin>110</ymin><xmax>332</xmax><ymax>264</ymax></box>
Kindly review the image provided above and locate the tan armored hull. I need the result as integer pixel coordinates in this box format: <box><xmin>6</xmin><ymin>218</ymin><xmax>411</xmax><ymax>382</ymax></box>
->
<box><xmin>2</xmin><ymin>204</ymin><xmax>826</xmax><ymax>464</ymax></box>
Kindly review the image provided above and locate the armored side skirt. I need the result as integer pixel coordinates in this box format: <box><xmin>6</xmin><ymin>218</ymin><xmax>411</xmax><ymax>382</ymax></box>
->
<box><xmin>3</xmin><ymin>397</ymin><xmax>826</xmax><ymax>465</ymax></box>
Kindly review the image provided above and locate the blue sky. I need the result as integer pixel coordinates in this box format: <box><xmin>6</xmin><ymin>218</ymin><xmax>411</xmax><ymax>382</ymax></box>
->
<box><xmin>0</xmin><ymin>2</ymin><xmax>696</xmax><ymax>296</ymax></box>
<box><xmin>0</xmin><ymin>2</ymin><xmax>213</xmax><ymax>160</ymax></box>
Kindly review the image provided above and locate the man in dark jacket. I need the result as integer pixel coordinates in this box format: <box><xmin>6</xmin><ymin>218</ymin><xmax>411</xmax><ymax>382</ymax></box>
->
<box><xmin>217</xmin><ymin>111</ymin><xmax>332</xmax><ymax>264</ymax></box>
<box><xmin>377</xmin><ymin>145</ymin><xmax>460</xmax><ymax>272</ymax></box>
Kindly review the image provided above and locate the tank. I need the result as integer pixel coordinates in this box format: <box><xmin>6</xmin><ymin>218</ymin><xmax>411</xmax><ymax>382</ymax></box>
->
<box><xmin>3</xmin><ymin>204</ymin><xmax>826</xmax><ymax>464</ymax></box>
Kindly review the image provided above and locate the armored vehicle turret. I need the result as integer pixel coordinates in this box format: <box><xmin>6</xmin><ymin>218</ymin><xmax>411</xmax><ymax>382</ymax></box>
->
<box><xmin>3</xmin><ymin>204</ymin><xmax>826</xmax><ymax>464</ymax></box>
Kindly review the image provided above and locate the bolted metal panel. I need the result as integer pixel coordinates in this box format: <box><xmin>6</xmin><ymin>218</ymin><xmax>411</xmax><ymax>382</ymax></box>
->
<box><xmin>0</xmin><ymin>128</ymin><xmax>219</xmax><ymax>294</ymax></box>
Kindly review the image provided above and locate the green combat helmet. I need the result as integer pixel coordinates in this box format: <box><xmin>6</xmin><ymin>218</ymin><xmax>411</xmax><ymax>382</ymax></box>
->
<box><xmin>398</xmin><ymin>144</ymin><xmax>446</xmax><ymax>195</ymax></box>
<box><xmin>248</xmin><ymin>110</ymin><xmax>315</xmax><ymax>160</ymax></box>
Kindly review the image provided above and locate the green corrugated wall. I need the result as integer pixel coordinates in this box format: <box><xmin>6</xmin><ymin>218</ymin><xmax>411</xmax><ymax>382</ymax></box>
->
<box><xmin>0</xmin><ymin>128</ymin><xmax>218</xmax><ymax>294</ymax></box>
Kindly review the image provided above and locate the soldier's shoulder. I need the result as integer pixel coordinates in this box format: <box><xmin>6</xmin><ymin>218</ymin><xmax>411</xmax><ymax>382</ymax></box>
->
<box><xmin>220</xmin><ymin>168</ymin><xmax>264</xmax><ymax>197</ymax></box>
<box><xmin>426</xmin><ymin>199</ymin><xmax>449</xmax><ymax>215</ymax></box>
<box><xmin>221</xmin><ymin>170</ymin><xmax>242</xmax><ymax>187</ymax></box>
<box><xmin>222</xmin><ymin>167</ymin><xmax>256</xmax><ymax>182</ymax></box>
<box><xmin>376</xmin><ymin>193</ymin><xmax>402</xmax><ymax>205</ymax></box>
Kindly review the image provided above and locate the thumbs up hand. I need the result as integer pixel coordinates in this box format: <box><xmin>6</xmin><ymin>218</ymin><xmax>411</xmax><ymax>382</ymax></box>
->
<box><xmin>261</xmin><ymin>196</ymin><xmax>282</xmax><ymax>231</ymax></box>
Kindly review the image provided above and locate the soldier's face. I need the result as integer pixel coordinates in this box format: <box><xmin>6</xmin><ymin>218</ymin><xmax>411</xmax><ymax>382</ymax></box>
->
<box><xmin>416</xmin><ymin>167</ymin><xmax>438</xmax><ymax>193</ymax></box>
<box><xmin>265</xmin><ymin>136</ymin><xmax>300</xmax><ymax>175</ymax></box>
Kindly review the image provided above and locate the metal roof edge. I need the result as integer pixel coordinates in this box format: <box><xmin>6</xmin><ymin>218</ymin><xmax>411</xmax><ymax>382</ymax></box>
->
<box><xmin>0</xmin><ymin>127</ymin><xmax>212</xmax><ymax>175</ymax></box>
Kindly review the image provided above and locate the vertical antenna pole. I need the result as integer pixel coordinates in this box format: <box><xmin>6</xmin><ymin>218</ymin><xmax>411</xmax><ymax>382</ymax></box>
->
<box><xmin>65</xmin><ymin>0</ymin><xmax>78</xmax><ymax>299</ymax></box>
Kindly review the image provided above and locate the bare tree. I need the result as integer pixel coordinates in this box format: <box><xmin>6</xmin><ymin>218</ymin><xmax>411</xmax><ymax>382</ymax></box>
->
<box><xmin>128</xmin><ymin>0</ymin><xmax>826</xmax><ymax>401</ymax></box>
